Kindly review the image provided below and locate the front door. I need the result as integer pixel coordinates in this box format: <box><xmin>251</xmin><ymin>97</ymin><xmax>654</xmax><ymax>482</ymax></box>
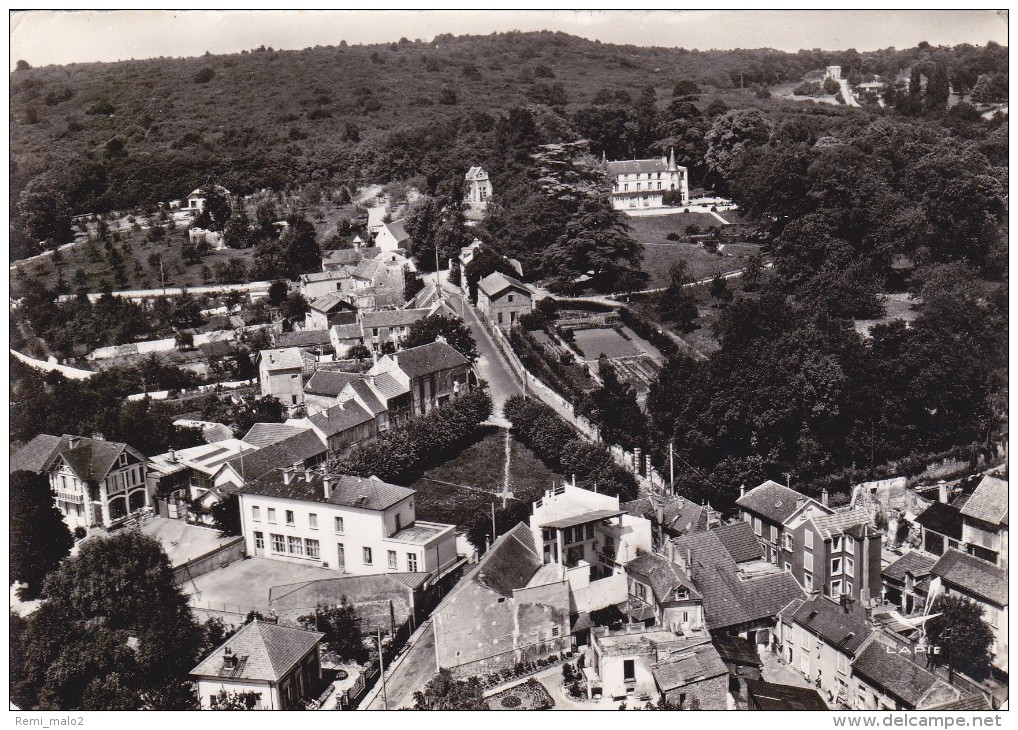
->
<box><xmin>337</xmin><ymin>543</ymin><xmax>345</xmax><ymax>572</ymax></box>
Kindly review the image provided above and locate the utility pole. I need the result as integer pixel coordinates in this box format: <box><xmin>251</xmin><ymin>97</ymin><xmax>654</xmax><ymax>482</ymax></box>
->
<box><xmin>783</xmin><ymin>472</ymin><xmax>792</xmax><ymax>490</ymax></box>
<box><xmin>160</xmin><ymin>259</ymin><xmax>166</xmax><ymax>295</ymax></box>
<box><xmin>491</xmin><ymin>501</ymin><xmax>497</xmax><ymax>539</ymax></box>
<box><xmin>377</xmin><ymin>625</ymin><xmax>388</xmax><ymax>710</ymax></box>
<box><xmin>669</xmin><ymin>440</ymin><xmax>675</xmax><ymax>492</ymax></box>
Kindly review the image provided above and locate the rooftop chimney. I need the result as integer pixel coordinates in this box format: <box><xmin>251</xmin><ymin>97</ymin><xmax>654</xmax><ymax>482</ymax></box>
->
<box><xmin>938</xmin><ymin>480</ymin><xmax>949</xmax><ymax>504</ymax></box>
<box><xmin>740</xmin><ymin>484</ymin><xmax>745</xmax><ymax>498</ymax></box>
<box><xmin>283</xmin><ymin>466</ymin><xmax>296</xmax><ymax>485</ymax></box>
<box><xmin>92</xmin><ymin>432</ymin><xmax>105</xmax><ymax>441</ymax></box>
<box><xmin>223</xmin><ymin>646</ymin><xmax>238</xmax><ymax>669</ymax></box>
<box><xmin>821</xmin><ymin>488</ymin><xmax>830</xmax><ymax>508</ymax></box>
<box><xmin>168</xmin><ymin>446</ymin><xmax>176</xmax><ymax>463</ymax></box>
<box><xmin>323</xmin><ymin>475</ymin><xmax>333</xmax><ymax>500</ymax></box>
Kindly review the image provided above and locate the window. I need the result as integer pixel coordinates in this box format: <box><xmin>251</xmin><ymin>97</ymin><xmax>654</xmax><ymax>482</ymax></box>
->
<box><xmin>254</xmin><ymin>531</ymin><xmax>264</xmax><ymax>549</ymax></box>
<box><xmin>657</xmin><ymin>181</ymin><xmax>662</xmax><ymax>190</ymax></box>
<box><xmin>497</xmin><ymin>312</ymin><xmax>503</xmax><ymax>324</ymax></box>
<box><xmin>831</xmin><ymin>557</ymin><xmax>842</xmax><ymax>575</ymax></box>
<box><xmin>636</xmin><ymin>182</ymin><xmax>642</xmax><ymax>191</ymax></box>
<box><xmin>388</xmin><ymin>550</ymin><xmax>397</xmax><ymax>569</ymax></box>
<box><xmin>844</xmin><ymin>537</ymin><xmax>855</xmax><ymax>555</ymax></box>
<box><xmin>508</xmin><ymin>294</ymin><xmax>514</xmax><ymax>303</ymax></box>
<box><xmin>291</xmin><ymin>373</ymin><xmax>299</xmax><ymax>380</ymax></box>
<box><xmin>305</xmin><ymin>539</ymin><xmax>320</xmax><ymax>559</ymax></box>
<box><xmin>291</xmin><ymin>395</ymin><xmax>298</xmax><ymax>405</ymax></box>
<box><xmin>286</xmin><ymin>510</ymin><xmax>295</xmax><ymax>526</ymax></box>
<box><xmin>804</xmin><ymin>552</ymin><xmax>813</xmax><ymax>572</ymax></box>
<box><xmin>771</xmin><ymin>525</ymin><xmax>779</xmax><ymax>543</ymax></box>
<box><xmin>845</xmin><ymin>581</ymin><xmax>853</xmax><ymax>595</ymax></box>
<box><xmin>804</xmin><ymin>530</ymin><xmax>813</xmax><ymax>549</ymax></box>
<box><xmin>623</xmin><ymin>659</ymin><xmax>635</xmax><ymax>681</ymax></box>
<box><xmin>803</xmin><ymin>572</ymin><xmax>813</xmax><ymax>591</ymax></box>
<box><xmin>309</xmin><ymin>513</ymin><xmax>318</xmax><ymax>529</ymax></box>
<box><xmin>634</xmin><ymin>582</ymin><xmax>647</xmax><ymax>600</ymax></box>
<box><xmin>832</xmin><ymin>536</ymin><xmax>843</xmax><ymax>552</ymax></box>
<box><xmin>784</xmin><ymin>533</ymin><xmax>794</xmax><ymax>551</ymax></box>
<box><xmin>407</xmin><ymin>553</ymin><xmax>418</xmax><ymax>572</ymax></box>
<box><xmin>267</xmin><ymin>508</ymin><xmax>277</xmax><ymax>524</ymax></box>
<box><xmin>837</xmin><ymin>653</ymin><xmax>849</xmax><ymax>674</ymax></box>
<box><xmin>271</xmin><ymin>534</ymin><xmax>286</xmax><ymax>554</ymax></box>
<box><xmin>785</xmin><ymin>562</ymin><xmax>792</xmax><ymax>573</ymax></box>
<box><xmin>585</xmin><ymin>523</ymin><xmax>595</xmax><ymax>540</ymax></box>
<box><xmin>542</xmin><ymin>528</ymin><xmax>554</xmax><ymax>541</ymax></box>
<box><xmin>831</xmin><ymin>579</ymin><xmax>843</xmax><ymax>597</ymax></box>
<box><xmin>288</xmin><ymin>536</ymin><xmax>303</xmax><ymax>556</ymax></box>
<box><xmin>753</xmin><ymin>517</ymin><xmax>762</xmax><ymax>537</ymax></box>
<box><xmin>252</xmin><ymin>506</ymin><xmax>261</xmax><ymax>522</ymax></box>
<box><xmin>337</xmin><ymin>543</ymin><xmax>345</xmax><ymax>569</ymax></box>
<box><xmin>551</xmin><ymin>627</ymin><xmax>560</xmax><ymax>638</ymax></box>
<box><xmin>363</xmin><ymin>547</ymin><xmax>373</xmax><ymax>565</ymax></box>
<box><xmin>335</xmin><ymin>516</ymin><xmax>344</xmax><ymax>533</ymax></box>
<box><xmin>845</xmin><ymin>557</ymin><xmax>854</xmax><ymax>577</ymax></box>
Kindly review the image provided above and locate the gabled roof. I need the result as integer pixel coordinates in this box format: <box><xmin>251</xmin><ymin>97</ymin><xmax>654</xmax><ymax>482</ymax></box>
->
<box><xmin>745</xmin><ymin>679</ymin><xmax>829</xmax><ymax>711</ymax></box>
<box><xmin>224</xmin><ymin>430</ymin><xmax>326</xmax><ymax>484</ymax></box>
<box><xmin>915</xmin><ymin>501</ymin><xmax>964</xmax><ymax>541</ymax></box>
<box><xmin>380</xmin><ymin>220</ymin><xmax>409</xmax><ymax>243</ymax></box>
<box><xmin>202</xmin><ymin>423</ymin><xmax>235</xmax><ymax>444</ymax></box>
<box><xmin>712</xmin><ymin>521</ymin><xmax>764</xmax><ymax>563</ymax></box>
<box><xmin>323</xmin><ymin>247</ymin><xmax>378</xmax><ymax>268</ymax></box>
<box><xmin>191</xmin><ymin>621</ymin><xmax>323</xmax><ymax>683</ymax></box>
<box><xmin>607</xmin><ymin>158</ymin><xmax>670</xmax><ymax>176</ymax></box>
<box><xmin>243</xmin><ymin>471</ymin><xmax>414</xmax><ymax>512</ymax></box>
<box><xmin>331</xmin><ymin>323</ymin><xmax>363</xmax><ymax>341</ymax></box>
<box><xmin>477</xmin><ymin>271</ymin><xmax>531</xmax><ymax>299</ymax></box>
<box><xmin>473</xmin><ymin>522</ymin><xmax>542</xmax><ymax>597</ymax></box>
<box><xmin>57</xmin><ymin>438</ymin><xmax>138</xmax><ymax>483</ymax></box>
<box><xmin>360</xmin><ymin>308</ymin><xmax>429</xmax><ymax>329</ymax></box>
<box><xmin>274</xmin><ymin>329</ymin><xmax>334</xmax><ymax>349</ymax></box>
<box><xmin>622</xmin><ymin>494</ymin><xmax>711</xmax><ymax>536</ymax></box>
<box><xmin>352</xmin><ymin>257</ymin><xmax>385</xmax><ymax>281</ymax></box>
<box><xmin>371</xmin><ymin>371</ymin><xmax>410</xmax><ymax>399</ymax></box>
<box><xmin>10</xmin><ymin>434</ymin><xmax>67</xmax><ymax>474</ymax></box>
<box><xmin>960</xmin><ymin>475</ymin><xmax>1008</xmax><ymax>526</ymax></box>
<box><xmin>672</xmin><ymin>529</ymin><xmax>805</xmax><ymax>631</ymax></box>
<box><xmin>925</xmin><ymin>694</ymin><xmax>992</xmax><ymax>711</ymax></box>
<box><xmin>391</xmin><ymin>341</ymin><xmax>469</xmax><ymax>379</ymax></box>
<box><xmin>242</xmin><ymin>423</ymin><xmax>310</xmax><ymax>449</ymax></box>
<box><xmin>465</xmin><ymin>166</ymin><xmax>488</xmax><ymax>180</ymax></box>
<box><xmin>305</xmin><ymin>370</ymin><xmax>362</xmax><ymax>397</ymax></box>
<box><xmin>712</xmin><ymin>634</ymin><xmax>763</xmax><ymax>668</ymax></box>
<box><xmin>308</xmin><ymin>401</ymin><xmax>374</xmax><ymax>437</ymax></box>
<box><xmin>811</xmin><ymin>507</ymin><xmax>873</xmax><ymax>539</ymax></box>
<box><xmin>652</xmin><ymin>642</ymin><xmax>728</xmax><ymax>691</ymax></box>
<box><xmin>309</xmin><ymin>292</ymin><xmax>355</xmax><ymax>314</ymax></box>
<box><xmin>301</xmin><ymin>269</ymin><xmax>350</xmax><ymax>284</ymax></box>
<box><xmin>787</xmin><ymin>596</ymin><xmax>872</xmax><ymax>656</ymax></box>
<box><xmin>931</xmin><ymin>549</ymin><xmax>1008</xmax><ymax>607</ymax></box>
<box><xmin>737</xmin><ymin>480</ymin><xmax>826</xmax><ymax>525</ymax></box>
<box><xmin>344</xmin><ymin>379</ymin><xmax>387</xmax><ymax>417</ymax></box>
<box><xmin>259</xmin><ymin>348</ymin><xmax>304</xmax><ymax>371</ymax></box>
<box><xmin>852</xmin><ymin>639</ymin><xmax>950</xmax><ymax>708</ymax></box>
<box><xmin>626</xmin><ymin>553</ymin><xmax>700</xmax><ymax>603</ymax></box>
<box><xmin>881</xmin><ymin>551</ymin><xmax>937</xmax><ymax>585</ymax></box>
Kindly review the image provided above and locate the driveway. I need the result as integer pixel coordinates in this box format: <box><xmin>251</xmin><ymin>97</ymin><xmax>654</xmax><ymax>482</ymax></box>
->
<box><xmin>361</xmin><ymin>621</ymin><xmax>437</xmax><ymax>710</ymax></box>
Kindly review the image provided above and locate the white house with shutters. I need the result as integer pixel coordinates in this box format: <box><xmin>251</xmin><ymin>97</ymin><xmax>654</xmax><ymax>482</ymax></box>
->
<box><xmin>607</xmin><ymin>149</ymin><xmax>688</xmax><ymax>210</ymax></box>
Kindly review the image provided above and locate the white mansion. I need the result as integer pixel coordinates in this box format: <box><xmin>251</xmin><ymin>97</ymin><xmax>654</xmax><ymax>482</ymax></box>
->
<box><xmin>607</xmin><ymin>149</ymin><xmax>689</xmax><ymax>210</ymax></box>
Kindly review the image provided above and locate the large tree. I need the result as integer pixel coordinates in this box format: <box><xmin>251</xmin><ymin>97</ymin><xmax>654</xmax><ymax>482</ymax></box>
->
<box><xmin>297</xmin><ymin>599</ymin><xmax>367</xmax><ymax>663</ymax></box>
<box><xmin>401</xmin><ymin>314</ymin><xmax>478</xmax><ymax>362</ymax></box>
<box><xmin>925</xmin><ymin>594</ymin><xmax>995</xmax><ymax>679</ymax></box>
<box><xmin>10</xmin><ymin>470</ymin><xmax>74</xmax><ymax>600</ymax></box>
<box><xmin>657</xmin><ymin>261</ymin><xmax>698</xmax><ymax>332</ymax></box>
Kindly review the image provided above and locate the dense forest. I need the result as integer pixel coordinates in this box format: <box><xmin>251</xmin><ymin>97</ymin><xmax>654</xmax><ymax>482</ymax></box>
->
<box><xmin>9</xmin><ymin>31</ymin><xmax>1009</xmax><ymax>507</ymax></box>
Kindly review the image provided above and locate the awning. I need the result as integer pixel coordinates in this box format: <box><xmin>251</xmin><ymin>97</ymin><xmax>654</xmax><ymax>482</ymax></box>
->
<box><xmin>540</xmin><ymin>509</ymin><xmax>625</xmax><ymax>530</ymax></box>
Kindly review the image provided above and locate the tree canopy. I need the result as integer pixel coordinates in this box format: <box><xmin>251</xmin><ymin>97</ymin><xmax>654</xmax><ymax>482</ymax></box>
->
<box><xmin>10</xmin><ymin>470</ymin><xmax>74</xmax><ymax>600</ymax></box>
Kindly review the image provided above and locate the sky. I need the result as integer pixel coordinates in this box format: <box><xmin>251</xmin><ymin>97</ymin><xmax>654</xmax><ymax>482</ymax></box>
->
<box><xmin>9</xmin><ymin>9</ymin><xmax>1008</xmax><ymax>70</ymax></box>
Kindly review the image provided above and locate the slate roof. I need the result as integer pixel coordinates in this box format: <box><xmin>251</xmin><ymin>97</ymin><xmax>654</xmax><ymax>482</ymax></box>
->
<box><xmin>191</xmin><ymin>620</ymin><xmax>323</xmax><ymax>683</ymax></box>
<box><xmin>477</xmin><ymin>271</ymin><xmax>531</xmax><ymax>299</ymax></box>
<box><xmin>391</xmin><ymin>341</ymin><xmax>469</xmax><ymax>378</ymax></box>
<box><xmin>10</xmin><ymin>434</ymin><xmax>66</xmax><ymax>474</ymax></box>
<box><xmin>308</xmin><ymin>401</ymin><xmax>374</xmax><ymax>436</ymax></box>
<box><xmin>202</xmin><ymin>423</ymin><xmax>235</xmax><ymax>444</ymax></box>
<box><xmin>926</xmin><ymin>694</ymin><xmax>992</xmax><ymax>711</ymax></box>
<box><xmin>226</xmin><ymin>430</ymin><xmax>326</xmax><ymax>484</ymax></box>
<box><xmin>474</xmin><ymin>523</ymin><xmax>543</xmax><ymax>597</ymax></box>
<box><xmin>371</xmin><ymin>372</ymin><xmax>409</xmax><ymax>399</ymax></box>
<box><xmin>309</xmin><ymin>292</ymin><xmax>354</xmax><ymax>314</ymax></box>
<box><xmin>712</xmin><ymin>521</ymin><xmax>764</xmax><ymax>563</ymax></box>
<box><xmin>331</xmin><ymin>323</ymin><xmax>363</xmax><ymax>341</ymax></box>
<box><xmin>323</xmin><ymin>247</ymin><xmax>378</xmax><ymax>268</ymax></box>
<box><xmin>345</xmin><ymin>379</ymin><xmax>387</xmax><ymax>416</ymax></box>
<box><xmin>915</xmin><ymin>502</ymin><xmax>964</xmax><ymax>541</ymax></box>
<box><xmin>712</xmin><ymin>634</ymin><xmax>763</xmax><ymax>668</ymax></box>
<box><xmin>58</xmin><ymin>438</ymin><xmax>135</xmax><ymax>483</ymax></box>
<box><xmin>812</xmin><ymin>507</ymin><xmax>873</xmax><ymax>539</ymax></box>
<box><xmin>787</xmin><ymin>596</ymin><xmax>872</xmax><ymax>655</ymax></box>
<box><xmin>745</xmin><ymin>679</ymin><xmax>829</xmax><ymax>711</ymax></box>
<box><xmin>622</xmin><ymin>495</ymin><xmax>711</xmax><ymax>536</ymax></box>
<box><xmin>881</xmin><ymin>551</ymin><xmax>937</xmax><ymax>585</ymax></box>
<box><xmin>301</xmin><ymin>269</ymin><xmax>350</xmax><ymax>284</ymax></box>
<box><xmin>242</xmin><ymin>423</ymin><xmax>310</xmax><ymax>449</ymax></box>
<box><xmin>305</xmin><ymin>370</ymin><xmax>362</xmax><ymax>397</ymax></box>
<box><xmin>652</xmin><ymin>643</ymin><xmax>728</xmax><ymax>691</ymax></box>
<box><xmin>852</xmin><ymin>640</ymin><xmax>946</xmax><ymax>708</ymax></box>
<box><xmin>737</xmin><ymin>480</ymin><xmax>823</xmax><ymax>525</ymax></box>
<box><xmin>360</xmin><ymin>308</ymin><xmax>429</xmax><ymax>329</ymax></box>
<box><xmin>243</xmin><ymin>472</ymin><xmax>414</xmax><ymax>512</ymax></box>
<box><xmin>626</xmin><ymin>553</ymin><xmax>700</xmax><ymax>603</ymax></box>
<box><xmin>381</xmin><ymin>220</ymin><xmax>410</xmax><ymax>243</ymax></box>
<box><xmin>260</xmin><ymin>348</ymin><xmax>304</xmax><ymax>371</ymax></box>
<box><xmin>465</xmin><ymin>166</ymin><xmax>487</xmax><ymax>180</ymax></box>
<box><xmin>607</xmin><ymin>158</ymin><xmax>670</xmax><ymax>176</ymax></box>
<box><xmin>274</xmin><ymin>329</ymin><xmax>334</xmax><ymax>349</ymax></box>
<box><xmin>960</xmin><ymin>475</ymin><xmax>1008</xmax><ymax>526</ymax></box>
<box><xmin>672</xmin><ymin>530</ymin><xmax>805</xmax><ymax>631</ymax></box>
<box><xmin>931</xmin><ymin>549</ymin><xmax>1008</xmax><ymax>607</ymax></box>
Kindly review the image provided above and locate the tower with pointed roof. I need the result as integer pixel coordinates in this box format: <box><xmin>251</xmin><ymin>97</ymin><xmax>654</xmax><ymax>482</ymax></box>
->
<box><xmin>606</xmin><ymin>148</ymin><xmax>688</xmax><ymax>211</ymax></box>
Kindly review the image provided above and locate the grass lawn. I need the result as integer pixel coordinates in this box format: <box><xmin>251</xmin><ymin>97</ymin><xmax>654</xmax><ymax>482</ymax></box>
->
<box><xmin>627</xmin><ymin>213</ymin><xmax>722</xmax><ymax>244</ymax></box>
<box><xmin>404</xmin><ymin>428</ymin><xmax>564</xmax><ymax>527</ymax></box>
<box><xmin>486</xmin><ymin>679</ymin><xmax>556</xmax><ymax>710</ymax></box>
<box><xmin>571</xmin><ymin>327</ymin><xmax>640</xmax><ymax>359</ymax></box>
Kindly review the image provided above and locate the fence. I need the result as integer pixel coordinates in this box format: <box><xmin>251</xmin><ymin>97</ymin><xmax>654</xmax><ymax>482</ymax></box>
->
<box><xmin>172</xmin><ymin>536</ymin><xmax>245</xmax><ymax>586</ymax></box>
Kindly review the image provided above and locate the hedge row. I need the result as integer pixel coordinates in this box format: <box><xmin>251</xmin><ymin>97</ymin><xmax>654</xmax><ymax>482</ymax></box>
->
<box><xmin>338</xmin><ymin>389</ymin><xmax>493</xmax><ymax>482</ymax></box>
<box><xmin>618</xmin><ymin>306</ymin><xmax>681</xmax><ymax>359</ymax></box>
<box><xmin>505</xmin><ymin>395</ymin><xmax>638</xmax><ymax>502</ymax></box>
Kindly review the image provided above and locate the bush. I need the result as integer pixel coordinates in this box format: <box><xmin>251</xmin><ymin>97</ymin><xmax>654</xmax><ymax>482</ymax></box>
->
<box><xmin>666</xmin><ymin>232</ymin><xmax>681</xmax><ymax>241</ymax></box>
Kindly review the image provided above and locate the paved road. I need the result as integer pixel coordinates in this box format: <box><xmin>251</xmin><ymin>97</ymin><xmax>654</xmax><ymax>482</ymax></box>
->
<box><xmin>838</xmin><ymin>78</ymin><xmax>861</xmax><ymax>108</ymax></box>
<box><xmin>362</xmin><ymin>621</ymin><xmax>437</xmax><ymax>710</ymax></box>
<box><xmin>451</xmin><ymin>289</ymin><xmax>523</xmax><ymax>418</ymax></box>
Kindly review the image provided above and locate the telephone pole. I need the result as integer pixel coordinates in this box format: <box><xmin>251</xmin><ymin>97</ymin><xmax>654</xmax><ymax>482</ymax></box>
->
<box><xmin>669</xmin><ymin>439</ymin><xmax>675</xmax><ymax>492</ymax></box>
<box><xmin>377</xmin><ymin>625</ymin><xmax>388</xmax><ymax>710</ymax></box>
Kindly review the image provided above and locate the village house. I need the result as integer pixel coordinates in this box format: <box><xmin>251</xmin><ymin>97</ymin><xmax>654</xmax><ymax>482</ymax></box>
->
<box><xmin>745</xmin><ymin>679</ymin><xmax>829</xmax><ymax>711</ymax></box>
<box><xmin>271</xmin><ymin>329</ymin><xmax>334</xmax><ymax>357</ymax></box>
<box><xmin>736</xmin><ymin>480</ymin><xmax>832</xmax><ymax>565</ymax></box>
<box><xmin>304</xmin><ymin>293</ymin><xmax>358</xmax><ymax>331</ymax></box>
<box><xmin>477</xmin><ymin>272</ymin><xmax>534</xmax><ymax>330</ymax></box>
<box><xmin>238</xmin><ymin>470</ymin><xmax>459</xmax><ymax>580</ymax></box>
<box><xmin>959</xmin><ymin>474</ymin><xmax>1008</xmax><ymax>568</ymax></box>
<box><xmin>849</xmin><ymin>635</ymin><xmax>963</xmax><ymax>711</ymax></box>
<box><xmin>191</xmin><ymin>619</ymin><xmax>324</xmax><ymax>710</ymax></box>
<box><xmin>374</xmin><ymin>220</ymin><xmax>410</xmax><ymax>253</ymax></box>
<box><xmin>624</xmin><ymin>552</ymin><xmax>704</xmax><ymax>633</ymax></box>
<box><xmin>464</xmin><ymin>166</ymin><xmax>492</xmax><ymax>210</ymax></box>
<box><xmin>669</xmin><ymin>526</ymin><xmax>805</xmax><ymax>646</ymax></box>
<box><xmin>299</xmin><ymin>269</ymin><xmax>353</xmax><ymax>301</ymax></box>
<box><xmin>258</xmin><ymin>348</ymin><xmax>305</xmax><ymax>410</ymax></box>
<box><xmin>607</xmin><ymin>149</ymin><xmax>689</xmax><ymax>210</ymax></box>
<box><xmin>930</xmin><ymin>549</ymin><xmax>1009</xmax><ymax>674</ymax></box>
<box><xmin>322</xmin><ymin>246</ymin><xmax>379</xmax><ymax>272</ymax></box>
<box><xmin>329</xmin><ymin>323</ymin><xmax>365</xmax><ymax>358</ymax></box>
<box><xmin>11</xmin><ymin>433</ymin><xmax>150</xmax><ymax>531</ymax></box>
<box><xmin>775</xmin><ymin>595</ymin><xmax>873</xmax><ymax>707</ymax></box>
<box><xmin>914</xmin><ymin>493</ymin><xmax>964</xmax><ymax>557</ymax></box>
<box><xmin>186</xmin><ymin>184</ymin><xmax>231</xmax><ymax>213</ymax></box>
<box><xmin>147</xmin><ymin>439</ymin><xmax>260</xmax><ymax>518</ymax></box>
<box><xmin>301</xmin><ymin>370</ymin><xmax>362</xmax><ymax>415</ymax></box>
<box><xmin>300</xmin><ymin>400</ymin><xmax>377</xmax><ymax>455</ymax></box>
<box><xmin>622</xmin><ymin>493</ymin><xmax>721</xmax><ymax>543</ymax></box>
<box><xmin>359</xmin><ymin>308</ymin><xmax>430</xmax><ymax>353</ymax></box>
<box><xmin>365</xmin><ymin>341</ymin><xmax>473</xmax><ymax>419</ymax></box>
<box><xmin>431</xmin><ymin>522</ymin><xmax>573</xmax><ymax>677</ymax></box>
<box><xmin>880</xmin><ymin>551</ymin><xmax>937</xmax><ymax>614</ymax></box>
